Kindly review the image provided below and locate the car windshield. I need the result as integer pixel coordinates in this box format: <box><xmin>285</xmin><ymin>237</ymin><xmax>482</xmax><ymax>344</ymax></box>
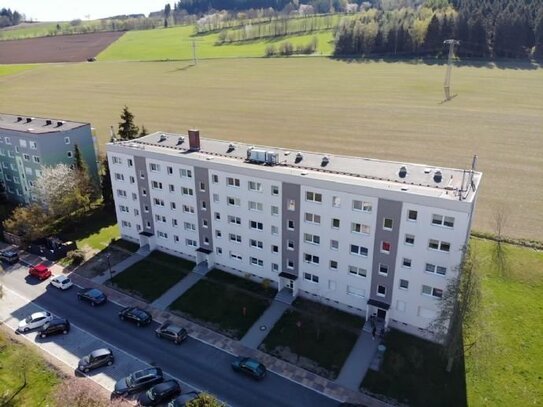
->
<box><xmin>126</xmin><ymin>374</ymin><xmax>134</xmax><ymax>386</ymax></box>
<box><xmin>146</xmin><ymin>388</ymin><xmax>156</xmax><ymax>401</ymax></box>
<box><xmin>88</xmin><ymin>289</ymin><xmax>102</xmax><ymax>298</ymax></box>
<box><xmin>24</xmin><ymin>315</ymin><xmax>33</xmax><ymax>323</ymax></box>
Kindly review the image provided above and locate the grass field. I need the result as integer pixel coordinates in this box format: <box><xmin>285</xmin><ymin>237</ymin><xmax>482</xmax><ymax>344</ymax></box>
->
<box><xmin>0</xmin><ymin>64</ymin><xmax>38</xmax><ymax>77</ymax></box>
<box><xmin>0</xmin><ymin>58</ymin><xmax>540</xmax><ymax>238</ymax></box>
<box><xmin>0</xmin><ymin>22</ymin><xmax>62</xmax><ymax>40</ymax></box>
<box><xmin>97</xmin><ymin>25</ymin><xmax>334</xmax><ymax>61</ymax></box>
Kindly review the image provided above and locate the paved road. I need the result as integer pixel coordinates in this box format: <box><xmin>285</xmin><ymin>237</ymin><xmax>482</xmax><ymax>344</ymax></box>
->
<box><xmin>1</xmin><ymin>264</ymin><xmax>338</xmax><ymax>407</ymax></box>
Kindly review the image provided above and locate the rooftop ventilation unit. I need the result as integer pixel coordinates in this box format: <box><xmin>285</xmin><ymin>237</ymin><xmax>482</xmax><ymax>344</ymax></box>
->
<box><xmin>56</xmin><ymin>121</ymin><xmax>65</xmax><ymax>127</ymax></box>
<box><xmin>433</xmin><ymin>169</ymin><xmax>443</xmax><ymax>183</ymax></box>
<box><xmin>247</xmin><ymin>147</ymin><xmax>278</xmax><ymax>165</ymax></box>
<box><xmin>321</xmin><ymin>156</ymin><xmax>330</xmax><ymax>167</ymax></box>
<box><xmin>399</xmin><ymin>165</ymin><xmax>408</xmax><ymax>178</ymax></box>
<box><xmin>295</xmin><ymin>152</ymin><xmax>303</xmax><ymax>163</ymax></box>
<box><xmin>158</xmin><ymin>134</ymin><xmax>167</xmax><ymax>142</ymax></box>
<box><xmin>26</xmin><ymin>117</ymin><xmax>33</xmax><ymax>123</ymax></box>
<box><xmin>45</xmin><ymin>119</ymin><xmax>52</xmax><ymax>126</ymax></box>
<box><xmin>177</xmin><ymin>136</ymin><xmax>185</xmax><ymax>145</ymax></box>
<box><xmin>16</xmin><ymin>117</ymin><xmax>22</xmax><ymax>122</ymax></box>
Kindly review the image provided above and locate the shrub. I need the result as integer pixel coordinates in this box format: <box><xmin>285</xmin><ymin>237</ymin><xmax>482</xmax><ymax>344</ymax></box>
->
<box><xmin>67</xmin><ymin>249</ymin><xmax>85</xmax><ymax>265</ymax></box>
<box><xmin>265</xmin><ymin>44</ymin><xmax>276</xmax><ymax>56</ymax></box>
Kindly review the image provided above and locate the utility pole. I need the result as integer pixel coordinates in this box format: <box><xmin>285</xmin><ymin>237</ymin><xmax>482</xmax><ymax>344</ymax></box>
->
<box><xmin>443</xmin><ymin>39</ymin><xmax>460</xmax><ymax>101</ymax></box>
<box><xmin>192</xmin><ymin>39</ymin><xmax>197</xmax><ymax>65</ymax></box>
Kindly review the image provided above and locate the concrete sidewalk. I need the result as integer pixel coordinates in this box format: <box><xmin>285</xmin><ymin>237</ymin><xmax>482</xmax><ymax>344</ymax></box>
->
<box><xmin>335</xmin><ymin>331</ymin><xmax>380</xmax><ymax>390</ymax></box>
<box><xmin>151</xmin><ymin>272</ymin><xmax>204</xmax><ymax>310</ymax></box>
<box><xmin>240</xmin><ymin>300</ymin><xmax>289</xmax><ymax>349</ymax></box>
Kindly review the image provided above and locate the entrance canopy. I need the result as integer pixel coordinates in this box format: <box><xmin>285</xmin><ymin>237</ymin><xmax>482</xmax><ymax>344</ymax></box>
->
<box><xmin>367</xmin><ymin>299</ymin><xmax>390</xmax><ymax>310</ymax></box>
<box><xmin>196</xmin><ymin>247</ymin><xmax>212</xmax><ymax>254</ymax></box>
<box><xmin>278</xmin><ymin>271</ymin><xmax>298</xmax><ymax>280</ymax></box>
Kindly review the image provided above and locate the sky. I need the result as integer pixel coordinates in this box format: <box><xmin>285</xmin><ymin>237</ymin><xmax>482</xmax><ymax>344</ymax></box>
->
<box><xmin>2</xmin><ymin>0</ymin><xmax>167</xmax><ymax>22</ymax></box>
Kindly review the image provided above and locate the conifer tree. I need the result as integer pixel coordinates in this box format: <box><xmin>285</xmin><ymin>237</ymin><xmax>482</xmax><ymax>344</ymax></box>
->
<box><xmin>117</xmin><ymin>106</ymin><xmax>139</xmax><ymax>141</ymax></box>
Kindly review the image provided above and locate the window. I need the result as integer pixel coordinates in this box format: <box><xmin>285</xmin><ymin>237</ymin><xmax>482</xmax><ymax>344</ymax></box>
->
<box><xmin>249</xmin><ymin>201</ymin><xmax>263</xmax><ymax>211</ymax></box>
<box><xmin>304</xmin><ymin>253</ymin><xmax>319</xmax><ymax>265</ymax></box>
<box><xmin>287</xmin><ymin>240</ymin><xmax>294</xmax><ymax>250</ymax></box>
<box><xmin>271</xmin><ymin>205</ymin><xmax>279</xmax><ymax>216</ymax></box>
<box><xmin>350</xmin><ymin>245</ymin><xmax>368</xmax><ymax>256</ymax></box>
<box><xmin>428</xmin><ymin>239</ymin><xmax>451</xmax><ymax>252</ymax></box>
<box><xmin>248</xmin><ymin>181</ymin><xmax>262</xmax><ymax>192</ymax></box>
<box><xmin>306</xmin><ymin>191</ymin><xmax>322</xmax><ymax>203</ymax></box>
<box><xmin>250</xmin><ymin>257</ymin><xmax>264</xmax><ymax>267</ymax></box>
<box><xmin>425</xmin><ymin>263</ymin><xmax>447</xmax><ymax>276</ymax></box>
<box><xmin>139</xmin><ymin>171</ymin><xmax>145</xmax><ymax>179</ymax></box>
<box><xmin>144</xmin><ymin>205</ymin><xmax>149</xmax><ymax>213</ymax></box>
<box><xmin>201</xmin><ymin>201</ymin><xmax>207</xmax><ymax>211</ymax></box>
<box><xmin>154</xmin><ymin>214</ymin><xmax>166</xmax><ymax>223</ymax></box>
<box><xmin>151</xmin><ymin>181</ymin><xmax>163</xmax><ymax>190</ymax></box>
<box><xmin>204</xmin><ymin>237</ymin><xmax>210</xmax><ymax>246</ymax></box>
<box><xmin>213</xmin><ymin>193</ymin><xmax>219</xmax><ymax>203</ymax></box>
<box><xmin>250</xmin><ymin>239</ymin><xmax>263</xmax><ymax>249</ymax></box>
<box><xmin>399</xmin><ymin>279</ymin><xmax>409</xmax><ymax>289</ymax></box>
<box><xmin>351</xmin><ymin>222</ymin><xmax>370</xmax><ymax>234</ymax></box>
<box><xmin>214</xmin><ymin>212</ymin><xmax>221</xmax><ymax>220</ymax></box>
<box><xmin>230</xmin><ymin>251</ymin><xmax>242</xmax><ymax>261</ymax></box>
<box><xmin>127</xmin><ymin>159</ymin><xmax>133</xmax><ymax>167</ymax></box>
<box><xmin>119</xmin><ymin>205</ymin><xmax>129</xmax><ymax>213</ymax></box>
<box><xmin>349</xmin><ymin>266</ymin><xmax>367</xmax><ymax>277</ymax></box>
<box><xmin>202</xmin><ymin>219</ymin><xmax>208</xmax><ymax>228</ymax></box>
<box><xmin>157</xmin><ymin>231</ymin><xmax>168</xmax><ymax>239</ymax></box>
<box><xmin>330</xmin><ymin>260</ymin><xmax>338</xmax><ymax>270</ymax></box>
<box><xmin>182</xmin><ymin>187</ymin><xmax>193</xmax><ymax>196</ymax></box>
<box><xmin>405</xmin><ymin>234</ymin><xmax>415</xmax><ymax>245</ymax></box>
<box><xmin>287</xmin><ymin>199</ymin><xmax>295</xmax><ymax>211</ymax></box>
<box><xmin>121</xmin><ymin>221</ymin><xmax>131</xmax><ymax>228</ymax></box>
<box><xmin>402</xmin><ymin>258</ymin><xmax>412</xmax><ymax>268</ymax></box>
<box><xmin>180</xmin><ymin>168</ymin><xmax>192</xmax><ymax>178</ymax></box>
<box><xmin>304</xmin><ymin>234</ymin><xmax>320</xmax><ymax>245</ymax></box>
<box><xmin>304</xmin><ymin>212</ymin><xmax>321</xmax><ymax>224</ymax></box>
<box><xmin>23</xmin><ymin>153</ymin><xmax>30</xmax><ymax>161</ymax></box>
<box><xmin>117</xmin><ymin>189</ymin><xmax>127</xmax><ymax>197</ymax></box>
<box><xmin>227</xmin><ymin>215</ymin><xmax>241</xmax><ymax>225</ymax></box>
<box><xmin>130</xmin><ymin>176</ymin><xmax>135</xmax><ymax>184</ymax></box>
<box><xmin>212</xmin><ymin>174</ymin><xmax>219</xmax><ymax>183</ymax></box>
<box><xmin>272</xmin><ymin>245</ymin><xmax>279</xmax><ymax>253</ymax></box>
<box><xmin>227</xmin><ymin>177</ymin><xmax>240</xmax><ymax>187</ymax></box>
<box><xmin>66</xmin><ymin>151</ymin><xmax>73</xmax><ymax>158</ymax></box>
<box><xmin>167</xmin><ymin>166</ymin><xmax>173</xmax><ymax>175</ymax></box>
<box><xmin>408</xmin><ymin>210</ymin><xmax>418</xmax><ymax>221</ymax></box>
<box><xmin>153</xmin><ymin>198</ymin><xmax>165</xmax><ymax>206</ymax></box>
<box><xmin>331</xmin><ymin>218</ymin><xmax>340</xmax><ymax>229</ymax></box>
<box><xmin>271</xmin><ymin>185</ymin><xmax>279</xmax><ymax>196</ymax></box>
<box><xmin>19</xmin><ymin>139</ymin><xmax>27</xmax><ymax>148</ymax></box>
<box><xmin>381</xmin><ymin>241</ymin><xmax>391</xmax><ymax>253</ymax></box>
<box><xmin>215</xmin><ymin>230</ymin><xmax>222</xmax><ymax>238</ymax></box>
<box><xmin>114</xmin><ymin>173</ymin><xmax>124</xmax><ymax>181</ymax></box>
<box><xmin>353</xmin><ymin>200</ymin><xmax>372</xmax><ymax>212</ymax></box>
<box><xmin>29</xmin><ymin>141</ymin><xmax>37</xmax><ymax>150</ymax></box>
<box><xmin>347</xmin><ymin>285</ymin><xmax>365</xmax><ymax>298</ymax></box>
<box><xmin>184</xmin><ymin>222</ymin><xmax>196</xmax><ymax>231</ymax></box>
<box><xmin>150</xmin><ymin>163</ymin><xmax>160</xmax><ymax>172</ymax></box>
<box><xmin>227</xmin><ymin>196</ymin><xmax>241</xmax><ymax>206</ymax></box>
<box><xmin>174</xmin><ymin>235</ymin><xmax>179</xmax><ymax>242</ymax></box>
<box><xmin>271</xmin><ymin>225</ymin><xmax>279</xmax><ymax>235</ymax></box>
<box><xmin>287</xmin><ymin>259</ymin><xmax>294</xmax><ymax>269</ymax></box>
<box><xmin>182</xmin><ymin>205</ymin><xmax>195</xmax><ymax>214</ymax></box>
<box><xmin>332</xmin><ymin>196</ymin><xmax>341</xmax><ymax>207</ymax></box>
<box><xmin>377</xmin><ymin>285</ymin><xmax>386</xmax><ymax>297</ymax></box>
<box><xmin>64</xmin><ymin>137</ymin><xmax>70</xmax><ymax>144</ymax></box>
<box><xmin>216</xmin><ymin>247</ymin><xmax>222</xmax><ymax>254</ymax></box>
<box><xmin>379</xmin><ymin>264</ymin><xmax>389</xmax><ymax>276</ymax></box>
<box><xmin>229</xmin><ymin>233</ymin><xmax>242</xmax><ymax>243</ymax></box>
<box><xmin>330</xmin><ymin>240</ymin><xmax>339</xmax><ymax>250</ymax></box>
<box><xmin>272</xmin><ymin>263</ymin><xmax>279</xmax><ymax>272</ymax></box>
<box><xmin>249</xmin><ymin>220</ymin><xmax>263</xmax><ymax>231</ymax></box>
<box><xmin>422</xmin><ymin>285</ymin><xmax>443</xmax><ymax>299</ymax></box>
<box><xmin>304</xmin><ymin>273</ymin><xmax>319</xmax><ymax>283</ymax></box>
<box><xmin>200</xmin><ymin>182</ymin><xmax>206</xmax><ymax>191</ymax></box>
<box><xmin>134</xmin><ymin>208</ymin><xmax>139</xmax><ymax>216</ymax></box>
<box><xmin>186</xmin><ymin>239</ymin><xmax>198</xmax><ymax>247</ymax></box>
<box><xmin>432</xmin><ymin>214</ymin><xmax>455</xmax><ymax>228</ymax></box>
<box><xmin>169</xmin><ymin>184</ymin><xmax>175</xmax><ymax>192</ymax></box>
<box><xmin>287</xmin><ymin>219</ymin><xmax>295</xmax><ymax>230</ymax></box>
<box><xmin>383</xmin><ymin>218</ymin><xmax>393</xmax><ymax>230</ymax></box>
<box><xmin>4</xmin><ymin>137</ymin><xmax>10</xmax><ymax>144</ymax></box>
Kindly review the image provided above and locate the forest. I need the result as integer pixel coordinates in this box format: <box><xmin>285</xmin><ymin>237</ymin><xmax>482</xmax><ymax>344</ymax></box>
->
<box><xmin>0</xmin><ymin>8</ymin><xmax>22</xmax><ymax>28</ymax></box>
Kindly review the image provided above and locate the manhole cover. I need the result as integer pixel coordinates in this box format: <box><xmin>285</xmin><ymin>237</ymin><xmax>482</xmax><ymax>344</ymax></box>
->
<box><xmin>259</xmin><ymin>325</ymin><xmax>267</xmax><ymax>331</ymax></box>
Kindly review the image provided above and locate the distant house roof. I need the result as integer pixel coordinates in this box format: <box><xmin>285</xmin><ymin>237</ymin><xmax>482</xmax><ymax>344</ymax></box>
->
<box><xmin>0</xmin><ymin>113</ymin><xmax>88</xmax><ymax>134</ymax></box>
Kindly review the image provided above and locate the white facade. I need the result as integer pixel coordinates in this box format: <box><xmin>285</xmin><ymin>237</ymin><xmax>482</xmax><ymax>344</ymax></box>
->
<box><xmin>107</xmin><ymin>131</ymin><xmax>482</xmax><ymax>341</ymax></box>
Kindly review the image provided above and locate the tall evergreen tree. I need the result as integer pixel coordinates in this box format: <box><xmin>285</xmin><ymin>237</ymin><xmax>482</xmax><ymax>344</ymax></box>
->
<box><xmin>117</xmin><ymin>106</ymin><xmax>139</xmax><ymax>141</ymax></box>
<box><xmin>139</xmin><ymin>125</ymin><xmax>149</xmax><ymax>137</ymax></box>
<box><xmin>423</xmin><ymin>14</ymin><xmax>442</xmax><ymax>55</ymax></box>
<box><xmin>100</xmin><ymin>157</ymin><xmax>113</xmax><ymax>206</ymax></box>
<box><xmin>535</xmin><ymin>9</ymin><xmax>543</xmax><ymax>57</ymax></box>
<box><xmin>73</xmin><ymin>144</ymin><xmax>97</xmax><ymax>207</ymax></box>
<box><xmin>468</xmin><ymin>13</ymin><xmax>489</xmax><ymax>58</ymax></box>
<box><xmin>73</xmin><ymin>144</ymin><xmax>84</xmax><ymax>172</ymax></box>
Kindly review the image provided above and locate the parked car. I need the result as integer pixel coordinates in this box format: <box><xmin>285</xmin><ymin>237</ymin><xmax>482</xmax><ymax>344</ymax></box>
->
<box><xmin>168</xmin><ymin>391</ymin><xmax>200</xmax><ymax>407</ymax></box>
<box><xmin>28</xmin><ymin>264</ymin><xmax>52</xmax><ymax>280</ymax></box>
<box><xmin>38</xmin><ymin>318</ymin><xmax>70</xmax><ymax>338</ymax></box>
<box><xmin>50</xmin><ymin>275</ymin><xmax>73</xmax><ymax>290</ymax></box>
<box><xmin>0</xmin><ymin>249</ymin><xmax>19</xmax><ymax>264</ymax></box>
<box><xmin>137</xmin><ymin>380</ymin><xmax>181</xmax><ymax>406</ymax></box>
<box><xmin>113</xmin><ymin>367</ymin><xmax>164</xmax><ymax>396</ymax></box>
<box><xmin>119</xmin><ymin>306</ymin><xmax>152</xmax><ymax>326</ymax></box>
<box><xmin>78</xmin><ymin>348</ymin><xmax>114</xmax><ymax>373</ymax></box>
<box><xmin>77</xmin><ymin>288</ymin><xmax>107</xmax><ymax>306</ymax></box>
<box><xmin>155</xmin><ymin>322</ymin><xmax>188</xmax><ymax>344</ymax></box>
<box><xmin>17</xmin><ymin>311</ymin><xmax>53</xmax><ymax>332</ymax></box>
<box><xmin>231</xmin><ymin>357</ymin><xmax>267</xmax><ymax>380</ymax></box>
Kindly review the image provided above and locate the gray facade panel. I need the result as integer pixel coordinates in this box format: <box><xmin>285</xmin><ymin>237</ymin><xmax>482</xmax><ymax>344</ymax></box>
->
<box><xmin>134</xmin><ymin>156</ymin><xmax>154</xmax><ymax>235</ymax></box>
<box><xmin>194</xmin><ymin>166</ymin><xmax>213</xmax><ymax>250</ymax></box>
<box><xmin>281</xmin><ymin>182</ymin><xmax>301</xmax><ymax>276</ymax></box>
<box><xmin>370</xmin><ymin>198</ymin><xmax>403</xmax><ymax>306</ymax></box>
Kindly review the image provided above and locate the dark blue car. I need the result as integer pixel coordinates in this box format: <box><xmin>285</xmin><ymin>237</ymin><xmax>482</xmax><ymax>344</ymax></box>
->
<box><xmin>77</xmin><ymin>288</ymin><xmax>107</xmax><ymax>306</ymax></box>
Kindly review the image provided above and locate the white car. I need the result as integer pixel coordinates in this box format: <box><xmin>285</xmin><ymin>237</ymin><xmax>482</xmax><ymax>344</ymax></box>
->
<box><xmin>17</xmin><ymin>311</ymin><xmax>53</xmax><ymax>332</ymax></box>
<box><xmin>50</xmin><ymin>275</ymin><xmax>73</xmax><ymax>290</ymax></box>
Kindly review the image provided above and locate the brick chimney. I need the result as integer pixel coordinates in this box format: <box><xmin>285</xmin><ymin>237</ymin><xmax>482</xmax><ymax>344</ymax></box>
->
<box><xmin>188</xmin><ymin>129</ymin><xmax>200</xmax><ymax>151</ymax></box>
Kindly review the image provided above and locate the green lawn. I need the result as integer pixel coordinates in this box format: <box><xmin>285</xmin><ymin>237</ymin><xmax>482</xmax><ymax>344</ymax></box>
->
<box><xmin>362</xmin><ymin>330</ymin><xmax>466</xmax><ymax>407</ymax></box>
<box><xmin>0</xmin><ymin>64</ymin><xmax>38</xmax><ymax>77</ymax></box>
<box><xmin>206</xmin><ymin>269</ymin><xmax>277</xmax><ymax>299</ymax></box>
<box><xmin>0</xmin><ymin>331</ymin><xmax>61</xmax><ymax>406</ymax></box>
<box><xmin>260</xmin><ymin>297</ymin><xmax>363</xmax><ymax>379</ymax></box>
<box><xmin>110</xmin><ymin>251</ymin><xmax>193</xmax><ymax>301</ymax></box>
<box><xmin>97</xmin><ymin>24</ymin><xmax>334</xmax><ymax>61</ymax></box>
<box><xmin>110</xmin><ymin>238</ymin><xmax>140</xmax><ymax>253</ymax></box>
<box><xmin>0</xmin><ymin>22</ymin><xmax>63</xmax><ymax>40</ymax></box>
<box><xmin>169</xmin><ymin>270</ymin><xmax>272</xmax><ymax>339</ymax></box>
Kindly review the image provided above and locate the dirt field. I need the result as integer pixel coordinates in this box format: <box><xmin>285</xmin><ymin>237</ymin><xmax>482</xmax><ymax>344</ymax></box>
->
<box><xmin>0</xmin><ymin>32</ymin><xmax>124</xmax><ymax>64</ymax></box>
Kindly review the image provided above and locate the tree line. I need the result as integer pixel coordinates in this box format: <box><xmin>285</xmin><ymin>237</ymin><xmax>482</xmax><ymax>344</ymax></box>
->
<box><xmin>334</xmin><ymin>0</ymin><xmax>543</xmax><ymax>59</ymax></box>
<box><xmin>0</xmin><ymin>8</ymin><xmax>23</xmax><ymax>28</ymax></box>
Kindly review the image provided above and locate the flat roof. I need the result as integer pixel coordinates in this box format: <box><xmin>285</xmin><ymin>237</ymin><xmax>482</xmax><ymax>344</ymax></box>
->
<box><xmin>110</xmin><ymin>131</ymin><xmax>482</xmax><ymax>202</ymax></box>
<box><xmin>0</xmin><ymin>113</ymin><xmax>88</xmax><ymax>134</ymax></box>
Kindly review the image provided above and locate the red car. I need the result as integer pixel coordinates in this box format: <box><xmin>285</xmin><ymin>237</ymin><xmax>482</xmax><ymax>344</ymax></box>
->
<box><xmin>29</xmin><ymin>264</ymin><xmax>52</xmax><ymax>280</ymax></box>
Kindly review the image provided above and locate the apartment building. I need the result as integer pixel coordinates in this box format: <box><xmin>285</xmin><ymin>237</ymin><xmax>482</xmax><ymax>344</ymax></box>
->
<box><xmin>0</xmin><ymin>113</ymin><xmax>99</xmax><ymax>203</ymax></box>
<box><xmin>107</xmin><ymin>130</ymin><xmax>482</xmax><ymax>341</ymax></box>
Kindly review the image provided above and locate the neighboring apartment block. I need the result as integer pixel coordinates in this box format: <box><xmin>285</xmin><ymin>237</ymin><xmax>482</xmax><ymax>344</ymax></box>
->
<box><xmin>107</xmin><ymin>130</ymin><xmax>482</xmax><ymax>341</ymax></box>
<box><xmin>0</xmin><ymin>113</ymin><xmax>99</xmax><ymax>203</ymax></box>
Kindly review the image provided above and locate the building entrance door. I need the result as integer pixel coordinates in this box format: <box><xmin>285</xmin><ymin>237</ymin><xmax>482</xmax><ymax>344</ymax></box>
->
<box><xmin>285</xmin><ymin>279</ymin><xmax>294</xmax><ymax>291</ymax></box>
<box><xmin>377</xmin><ymin>309</ymin><xmax>387</xmax><ymax>320</ymax></box>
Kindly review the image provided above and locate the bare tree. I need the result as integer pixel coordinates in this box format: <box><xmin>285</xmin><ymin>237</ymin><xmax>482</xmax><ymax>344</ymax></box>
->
<box><xmin>431</xmin><ymin>243</ymin><xmax>487</xmax><ymax>372</ymax></box>
<box><xmin>492</xmin><ymin>205</ymin><xmax>510</xmax><ymax>277</ymax></box>
<box><xmin>186</xmin><ymin>392</ymin><xmax>225</xmax><ymax>406</ymax></box>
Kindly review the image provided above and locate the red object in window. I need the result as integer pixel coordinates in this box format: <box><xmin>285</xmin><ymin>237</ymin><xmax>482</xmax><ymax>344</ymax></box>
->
<box><xmin>382</xmin><ymin>241</ymin><xmax>391</xmax><ymax>252</ymax></box>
